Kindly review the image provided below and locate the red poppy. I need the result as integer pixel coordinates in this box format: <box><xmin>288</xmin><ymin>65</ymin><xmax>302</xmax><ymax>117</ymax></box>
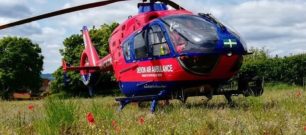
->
<box><xmin>28</xmin><ymin>105</ymin><xmax>34</xmax><ymax>111</ymax></box>
<box><xmin>138</xmin><ymin>116</ymin><xmax>145</xmax><ymax>125</ymax></box>
<box><xmin>115</xmin><ymin>127</ymin><xmax>121</xmax><ymax>134</ymax></box>
<box><xmin>86</xmin><ymin>112</ymin><xmax>95</xmax><ymax>125</ymax></box>
<box><xmin>112</xmin><ymin>120</ymin><xmax>117</xmax><ymax>127</ymax></box>
<box><xmin>296</xmin><ymin>91</ymin><xmax>302</xmax><ymax>97</ymax></box>
<box><xmin>111</xmin><ymin>120</ymin><xmax>120</xmax><ymax>133</ymax></box>
<box><xmin>304</xmin><ymin>126</ymin><xmax>306</xmax><ymax>131</ymax></box>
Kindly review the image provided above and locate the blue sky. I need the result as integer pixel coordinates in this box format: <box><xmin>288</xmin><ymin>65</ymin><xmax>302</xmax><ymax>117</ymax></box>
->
<box><xmin>0</xmin><ymin>0</ymin><xmax>306</xmax><ymax>73</ymax></box>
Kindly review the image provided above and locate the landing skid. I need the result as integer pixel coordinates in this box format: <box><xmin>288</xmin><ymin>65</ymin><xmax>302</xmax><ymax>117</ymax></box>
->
<box><xmin>115</xmin><ymin>90</ymin><xmax>168</xmax><ymax>112</ymax></box>
<box><xmin>115</xmin><ymin>75</ymin><xmax>264</xmax><ymax>112</ymax></box>
<box><xmin>219</xmin><ymin>74</ymin><xmax>264</xmax><ymax>105</ymax></box>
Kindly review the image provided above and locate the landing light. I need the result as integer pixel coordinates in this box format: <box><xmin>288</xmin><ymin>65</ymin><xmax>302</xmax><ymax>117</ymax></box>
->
<box><xmin>227</xmin><ymin>52</ymin><xmax>233</xmax><ymax>57</ymax></box>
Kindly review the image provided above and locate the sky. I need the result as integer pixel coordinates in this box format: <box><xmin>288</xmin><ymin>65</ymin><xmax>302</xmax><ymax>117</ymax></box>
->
<box><xmin>0</xmin><ymin>0</ymin><xmax>306</xmax><ymax>73</ymax></box>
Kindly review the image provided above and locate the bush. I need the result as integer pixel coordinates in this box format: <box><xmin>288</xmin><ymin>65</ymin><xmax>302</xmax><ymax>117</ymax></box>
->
<box><xmin>241</xmin><ymin>48</ymin><xmax>306</xmax><ymax>85</ymax></box>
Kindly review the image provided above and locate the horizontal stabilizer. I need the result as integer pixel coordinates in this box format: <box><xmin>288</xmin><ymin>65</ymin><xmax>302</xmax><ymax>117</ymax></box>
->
<box><xmin>62</xmin><ymin>59</ymin><xmax>100</xmax><ymax>71</ymax></box>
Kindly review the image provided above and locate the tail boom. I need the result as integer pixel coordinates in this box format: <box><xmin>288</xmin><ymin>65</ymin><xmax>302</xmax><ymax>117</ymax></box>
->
<box><xmin>98</xmin><ymin>54</ymin><xmax>113</xmax><ymax>72</ymax></box>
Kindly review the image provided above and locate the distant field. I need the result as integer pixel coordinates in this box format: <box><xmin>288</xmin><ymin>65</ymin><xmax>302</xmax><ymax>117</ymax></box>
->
<box><xmin>0</xmin><ymin>84</ymin><xmax>305</xmax><ymax>135</ymax></box>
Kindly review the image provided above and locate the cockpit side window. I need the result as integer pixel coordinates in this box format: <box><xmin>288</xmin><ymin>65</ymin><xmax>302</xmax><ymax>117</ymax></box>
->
<box><xmin>123</xmin><ymin>40</ymin><xmax>131</xmax><ymax>61</ymax></box>
<box><xmin>134</xmin><ymin>31</ymin><xmax>148</xmax><ymax>59</ymax></box>
<box><xmin>148</xmin><ymin>25</ymin><xmax>170</xmax><ymax>57</ymax></box>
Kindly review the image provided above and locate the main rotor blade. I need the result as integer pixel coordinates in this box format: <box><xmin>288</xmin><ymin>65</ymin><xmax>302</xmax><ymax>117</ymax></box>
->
<box><xmin>0</xmin><ymin>0</ymin><xmax>127</xmax><ymax>30</ymax></box>
<box><xmin>0</xmin><ymin>0</ymin><xmax>184</xmax><ymax>30</ymax></box>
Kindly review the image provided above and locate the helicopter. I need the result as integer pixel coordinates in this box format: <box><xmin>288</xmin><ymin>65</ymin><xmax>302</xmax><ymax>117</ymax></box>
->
<box><xmin>0</xmin><ymin>0</ymin><xmax>264</xmax><ymax>112</ymax></box>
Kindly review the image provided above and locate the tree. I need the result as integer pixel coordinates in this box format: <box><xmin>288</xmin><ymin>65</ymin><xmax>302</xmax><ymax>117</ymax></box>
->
<box><xmin>0</xmin><ymin>37</ymin><xmax>44</xmax><ymax>98</ymax></box>
<box><xmin>51</xmin><ymin>23</ymin><xmax>119</xmax><ymax>96</ymax></box>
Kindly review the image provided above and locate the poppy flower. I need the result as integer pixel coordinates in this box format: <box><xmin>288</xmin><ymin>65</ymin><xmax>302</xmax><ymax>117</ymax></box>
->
<box><xmin>296</xmin><ymin>91</ymin><xmax>302</xmax><ymax>97</ymax></box>
<box><xmin>304</xmin><ymin>126</ymin><xmax>306</xmax><ymax>131</ymax></box>
<box><xmin>111</xmin><ymin>120</ymin><xmax>120</xmax><ymax>133</ymax></box>
<box><xmin>115</xmin><ymin>126</ymin><xmax>121</xmax><ymax>134</ymax></box>
<box><xmin>138</xmin><ymin>116</ymin><xmax>145</xmax><ymax>125</ymax></box>
<box><xmin>86</xmin><ymin>112</ymin><xmax>95</xmax><ymax>125</ymax></box>
<box><xmin>112</xmin><ymin>120</ymin><xmax>117</xmax><ymax>127</ymax></box>
<box><xmin>28</xmin><ymin>105</ymin><xmax>34</xmax><ymax>111</ymax></box>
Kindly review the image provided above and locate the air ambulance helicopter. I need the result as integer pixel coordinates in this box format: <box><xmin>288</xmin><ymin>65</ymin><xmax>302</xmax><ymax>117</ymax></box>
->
<box><xmin>0</xmin><ymin>0</ymin><xmax>263</xmax><ymax>112</ymax></box>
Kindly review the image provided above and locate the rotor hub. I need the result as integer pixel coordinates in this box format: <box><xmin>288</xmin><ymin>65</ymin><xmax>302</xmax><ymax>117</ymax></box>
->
<box><xmin>138</xmin><ymin>2</ymin><xmax>168</xmax><ymax>13</ymax></box>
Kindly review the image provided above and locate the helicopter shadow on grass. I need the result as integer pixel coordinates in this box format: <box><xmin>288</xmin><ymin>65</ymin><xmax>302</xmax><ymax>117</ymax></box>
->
<box><xmin>188</xmin><ymin>100</ymin><xmax>277</xmax><ymax>111</ymax></box>
<box><xmin>112</xmin><ymin>96</ymin><xmax>278</xmax><ymax>113</ymax></box>
<box><xmin>156</xmin><ymin>98</ymin><xmax>279</xmax><ymax>113</ymax></box>
<box><xmin>132</xmin><ymin>100</ymin><xmax>238</xmax><ymax>113</ymax></box>
<box><xmin>124</xmin><ymin>100</ymin><xmax>238</xmax><ymax>113</ymax></box>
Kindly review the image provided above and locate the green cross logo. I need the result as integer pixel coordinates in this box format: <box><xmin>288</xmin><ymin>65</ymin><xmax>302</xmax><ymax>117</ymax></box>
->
<box><xmin>223</xmin><ymin>39</ymin><xmax>237</xmax><ymax>48</ymax></box>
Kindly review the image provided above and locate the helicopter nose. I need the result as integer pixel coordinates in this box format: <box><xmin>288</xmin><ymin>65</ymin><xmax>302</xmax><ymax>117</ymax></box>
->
<box><xmin>218</xmin><ymin>32</ymin><xmax>248</xmax><ymax>55</ymax></box>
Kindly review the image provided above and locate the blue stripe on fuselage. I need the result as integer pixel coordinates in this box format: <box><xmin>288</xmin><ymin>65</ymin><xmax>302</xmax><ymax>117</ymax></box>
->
<box><xmin>119</xmin><ymin>80</ymin><xmax>226</xmax><ymax>97</ymax></box>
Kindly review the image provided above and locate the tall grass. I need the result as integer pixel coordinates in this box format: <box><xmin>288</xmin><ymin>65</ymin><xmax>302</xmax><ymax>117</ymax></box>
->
<box><xmin>0</xmin><ymin>85</ymin><xmax>305</xmax><ymax>134</ymax></box>
<box><xmin>34</xmin><ymin>97</ymin><xmax>79</xmax><ymax>135</ymax></box>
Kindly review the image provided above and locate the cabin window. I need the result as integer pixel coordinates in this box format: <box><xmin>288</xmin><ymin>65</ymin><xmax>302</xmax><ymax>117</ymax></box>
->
<box><xmin>123</xmin><ymin>40</ymin><xmax>131</xmax><ymax>61</ymax></box>
<box><xmin>134</xmin><ymin>31</ymin><xmax>148</xmax><ymax>59</ymax></box>
<box><xmin>148</xmin><ymin>25</ymin><xmax>170</xmax><ymax>56</ymax></box>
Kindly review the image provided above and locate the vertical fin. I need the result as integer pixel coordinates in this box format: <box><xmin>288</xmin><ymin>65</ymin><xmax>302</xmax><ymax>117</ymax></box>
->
<box><xmin>82</xmin><ymin>26</ymin><xmax>100</xmax><ymax>66</ymax></box>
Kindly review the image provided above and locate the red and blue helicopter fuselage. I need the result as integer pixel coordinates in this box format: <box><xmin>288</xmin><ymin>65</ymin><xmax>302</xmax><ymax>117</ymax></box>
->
<box><xmin>105</xmin><ymin>3</ymin><xmax>248</xmax><ymax>97</ymax></box>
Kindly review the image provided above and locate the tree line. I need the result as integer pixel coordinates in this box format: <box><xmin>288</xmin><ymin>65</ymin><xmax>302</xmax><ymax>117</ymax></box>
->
<box><xmin>240</xmin><ymin>48</ymin><xmax>306</xmax><ymax>85</ymax></box>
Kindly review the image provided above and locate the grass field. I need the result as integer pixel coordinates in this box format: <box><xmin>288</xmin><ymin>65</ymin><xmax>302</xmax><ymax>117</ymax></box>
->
<box><xmin>0</xmin><ymin>84</ymin><xmax>305</xmax><ymax>135</ymax></box>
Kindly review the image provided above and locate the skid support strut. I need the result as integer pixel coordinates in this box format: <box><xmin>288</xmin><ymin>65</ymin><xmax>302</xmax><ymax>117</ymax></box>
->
<box><xmin>118</xmin><ymin>100</ymin><xmax>130</xmax><ymax>111</ymax></box>
<box><xmin>116</xmin><ymin>90</ymin><xmax>167</xmax><ymax>113</ymax></box>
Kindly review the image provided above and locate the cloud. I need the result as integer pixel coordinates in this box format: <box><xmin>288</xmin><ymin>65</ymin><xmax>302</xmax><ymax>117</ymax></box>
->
<box><xmin>57</xmin><ymin>0</ymin><xmax>138</xmax><ymax>28</ymax></box>
<box><xmin>0</xmin><ymin>4</ymin><xmax>31</xmax><ymax>18</ymax></box>
<box><xmin>0</xmin><ymin>23</ymin><xmax>42</xmax><ymax>37</ymax></box>
<box><xmin>28</xmin><ymin>27</ymin><xmax>66</xmax><ymax>73</ymax></box>
<box><xmin>0</xmin><ymin>0</ymin><xmax>42</xmax><ymax>36</ymax></box>
<box><xmin>200</xmin><ymin>0</ymin><xmax>306</xmax><ymax>56</ymax></box>
<box><xmin>0</xmin><ymin>0</ymin><xmax>31</xmax><ymax>18</ymax></box>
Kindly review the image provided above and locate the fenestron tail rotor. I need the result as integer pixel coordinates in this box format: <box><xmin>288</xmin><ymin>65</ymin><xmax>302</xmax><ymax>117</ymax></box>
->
<box><xmin>0</xmin><ymin>0</ymin><xmax>183</xmax><ymax>30</ymax></box>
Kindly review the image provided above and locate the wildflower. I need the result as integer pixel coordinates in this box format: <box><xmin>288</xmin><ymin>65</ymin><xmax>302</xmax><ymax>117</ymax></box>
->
<box><xmin>304</xmin><ymin>126</ymin><xmax>306</xmax><ymax>131</ymax></box>
<box><xmin>28</xmin><ymin>105</ymin><xmax>34</xmax><ymax>111</ymax></box>
<box><xmin>112</xmin><ymin>120</ymin><xmax>117</xmax><ymax>127</ymax></box>
<box><xmin>263</xmin><ymin>130</ymin><xmax>269</xmax><ymax>135</ymax></box>
<box><xmin>296</xmin><ymin>91</ymin><xmax>302</xmax><ymax>97</ymax></box>
<box><xmin>111</xmin><ymin>120</ymin><xmax>120</xmax><ymax>133</ymax></box>
<box><xmin>115</xmin><ymin>126</ymin><xmax>121</xmax><ymax>134</ymax></box>
<box><xmin>138</xmin><ymin>116</ymin><xmax>145</xmax><ymax>125</ymax></box>
<box><xmin>86</xmin><ymin>112</ymin><xmax>95</xmax><ymax>125</ymax></box>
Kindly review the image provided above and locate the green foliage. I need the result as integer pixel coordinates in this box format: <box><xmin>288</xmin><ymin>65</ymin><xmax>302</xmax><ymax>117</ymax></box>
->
<box><xmin>0</xmin><ymin>37</ymin><xmax>43</xmax><ymax>97</ymax></box>
<box><xmin>241</xmin><ymin>48</ymin><xmax>306</xmax><ymax>85</ymax></box>
<box><xmin>50</xmin><ymin>67</ymin><xmax>87</xmax><ymax>95</ymax></box>
<box><xmin>51</xmin><ymin>23</ymin><xmax>119</xmax><ymax>96</ymax></box>
<box><xmin>265</xmin><ymin>83</ymin><xmax>298</xmax><ymax>90</ymax></box>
